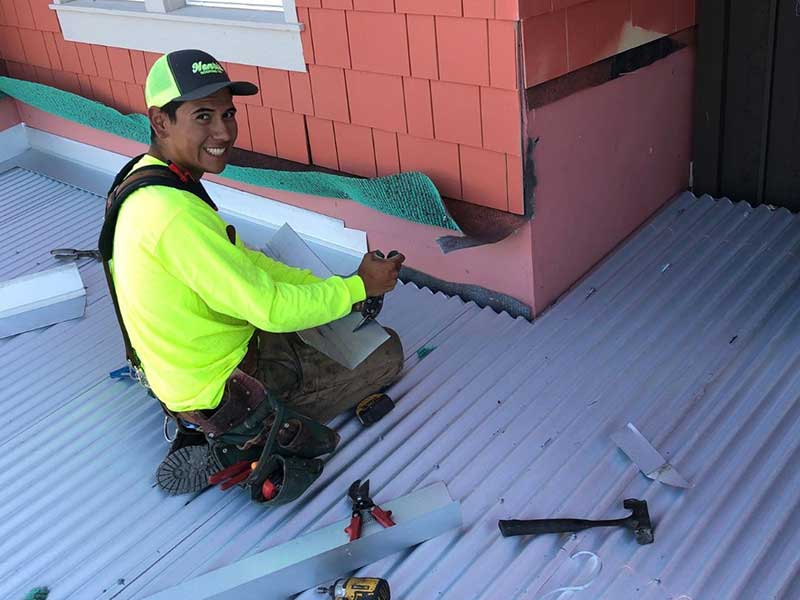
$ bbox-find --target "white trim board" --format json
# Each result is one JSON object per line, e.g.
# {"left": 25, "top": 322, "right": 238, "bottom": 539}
{"left": 51, "top": 0, "right": 306, "bottom": 71}
{"left": 4, "top": 125, "right": 367, "bottom": 257}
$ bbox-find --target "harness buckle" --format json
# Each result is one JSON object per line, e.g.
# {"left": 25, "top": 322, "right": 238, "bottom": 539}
{"left": 128, "top": 359, "right": 151, "bottom": 391}
{"left": 163, "top": 415, "right": 178, "bottom": 443}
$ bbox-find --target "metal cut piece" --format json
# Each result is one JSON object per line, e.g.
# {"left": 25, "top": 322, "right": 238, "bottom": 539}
{"left": 143, "top": 482, "right": 462, "bottom": 600}
{"left": 612, "top": 422, "right": 692, "bottom": 488}
{"left": 265, "top": 224, "right": 389, "bottom": 369}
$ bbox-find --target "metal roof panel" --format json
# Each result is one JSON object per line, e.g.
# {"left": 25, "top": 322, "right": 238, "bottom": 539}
{"left": 1, "top": 158, "right": 798, "bottom": 600}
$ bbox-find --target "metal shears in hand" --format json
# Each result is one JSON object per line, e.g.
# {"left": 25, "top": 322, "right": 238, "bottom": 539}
{"left": 50, "top": 248, "right": 102, "bottom": 261}
{"left": 353, "top": 250, "right": 400, "bottom": 333}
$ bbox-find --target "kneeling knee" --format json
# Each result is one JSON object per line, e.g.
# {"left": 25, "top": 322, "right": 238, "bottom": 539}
{"left": 382, "top": 328, "right": 405, "bottom": 381}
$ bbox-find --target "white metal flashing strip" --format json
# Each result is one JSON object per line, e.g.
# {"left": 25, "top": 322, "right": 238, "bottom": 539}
{"left": 207, "top": 179, "right": 367, "bottom": 259}
{"left": 0, "top": 124, "right": 30, "bottom": 165}
{"left": 13, "top": 126, "right": 366, "bottom": 256}
{"left": 144, "top": 482, "right": 462, "bottom": 600}
{"left": 0, "top": 263, "right": 86, "bottom": 338}
{"left": 266, "top": 224, "right": 389, "bottom": 369}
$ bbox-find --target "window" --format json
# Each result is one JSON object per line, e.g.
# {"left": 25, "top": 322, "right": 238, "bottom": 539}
{"left": 51, "top": 0, "right": 305, "bottom": 72}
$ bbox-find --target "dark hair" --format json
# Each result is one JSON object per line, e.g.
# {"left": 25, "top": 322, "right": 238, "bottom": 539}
{"left": 149, "top": 100, "right": 184, "bottom": 144}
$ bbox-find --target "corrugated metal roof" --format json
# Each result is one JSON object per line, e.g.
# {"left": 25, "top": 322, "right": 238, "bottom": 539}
{"left": 0, "top": 167, "right": 125, "bottom": 446}
{"left": 2, "top": 157, "right": 799, "bottom": 600}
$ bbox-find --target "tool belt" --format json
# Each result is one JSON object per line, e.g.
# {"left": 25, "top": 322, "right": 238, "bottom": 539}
{"left": 173, "top": 335, "right": 260, "bottom": 437}
{"left": 200, "top": 367, "right": 339, "bottom": 506}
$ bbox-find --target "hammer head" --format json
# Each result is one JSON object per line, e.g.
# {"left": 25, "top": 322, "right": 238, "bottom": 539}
{"left": 624, "top": 498, "right": 654, "bottom": 545}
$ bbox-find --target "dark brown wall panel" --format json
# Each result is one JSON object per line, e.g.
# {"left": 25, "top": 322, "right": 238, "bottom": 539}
{"left": 764, "top": 1, "right": 800, "bottom": 209}
{"left": 693, "top": 0, "right": 730, "bottom": 197}
{"left": 719, "top": 0, "right": 777, "bottom": 202}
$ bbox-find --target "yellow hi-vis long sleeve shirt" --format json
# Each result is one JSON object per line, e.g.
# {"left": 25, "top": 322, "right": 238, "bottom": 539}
{"left": 109, "top": 155, "right": 366, "bottom": 412}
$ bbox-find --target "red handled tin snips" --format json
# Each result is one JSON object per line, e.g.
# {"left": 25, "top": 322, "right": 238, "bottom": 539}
{"left": 344, "top": 479, "right": 396, "bottom": 541}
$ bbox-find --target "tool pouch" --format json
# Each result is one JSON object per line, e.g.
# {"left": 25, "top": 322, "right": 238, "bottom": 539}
{"left": 249, "top": 452, "right": 324, "bottom": 505}
{"left": 274, "top": 410, "right": 341, "bottom": 459}
{"left": 243, "top": 393, "right": 328, "bottom": 505}
{"left": 209, "top": 369, "right": 338, "bottom": 504}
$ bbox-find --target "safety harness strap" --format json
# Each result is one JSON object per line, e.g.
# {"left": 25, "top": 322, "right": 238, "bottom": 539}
{"left": 99, "top": 155, "right": 217, "bottom": 262}
{"left": 97, "top": 155, "right": 217, "bottom": 425}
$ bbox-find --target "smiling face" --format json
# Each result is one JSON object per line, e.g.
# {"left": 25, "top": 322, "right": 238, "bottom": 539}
{"left": 149, "top": 88, "right": 238, "bottom": 179}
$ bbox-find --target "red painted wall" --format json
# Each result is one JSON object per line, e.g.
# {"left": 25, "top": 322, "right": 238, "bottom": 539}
{"left": 0, "top": 95, "right": 20, "bottom": 130}
{"left": 0, "top": 0, "right": 526, "bottom": 214}
{"left": 529, "top": 47, "right": 695, "bottom": 312}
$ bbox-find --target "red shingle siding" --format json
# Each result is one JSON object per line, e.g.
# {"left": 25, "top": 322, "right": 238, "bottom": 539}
{"left": 0, "top": 0, "right": 584, "bottom": 215}
{"left": 373, "top": 128, "right": 400, "bottom": 176}
{"left": 346, "top": 11, "right": 410, "bottom": 76}
{"left": 436, "top": 16, "right": 490, "bottom": 86}
{"left": 258, "top": 67, "right": 293, "bottom": 111}
{"left": 248, "top": 105, "right": 278, "bottom": 157}
{"left": 306, "top": 115, "right": 339, "bottom": 170}
{"left": 460, "top": 145, "right": 509, "bottom": 210}
{"left": 522, "top": 0, "right": 698, "bottom": 86}
{"left": 334, "top": 121, "right": 377, "bottom": 177}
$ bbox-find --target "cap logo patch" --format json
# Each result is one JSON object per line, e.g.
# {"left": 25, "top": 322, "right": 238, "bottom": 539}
{"left": 191, "top": 61, "right": 224, "bottom": 75}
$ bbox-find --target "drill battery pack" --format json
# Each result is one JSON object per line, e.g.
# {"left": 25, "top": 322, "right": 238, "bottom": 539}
{"left": 355, "top": 393, "right": 395, "bottom": 426}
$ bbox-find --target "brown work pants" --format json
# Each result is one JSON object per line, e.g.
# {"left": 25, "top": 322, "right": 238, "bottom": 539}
{"left": 241, "top": 328, "right": 403, "bottom": 424}
{"left": 176, "top": 328, "right": 403, "bottom": 441}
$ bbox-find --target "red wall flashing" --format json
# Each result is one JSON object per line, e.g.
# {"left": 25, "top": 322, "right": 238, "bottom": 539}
{"left": 15, "top": 100, "right": 537, "bottom": 310}
{"left": 0, "top": 96, "right": 22, "bottom": 131}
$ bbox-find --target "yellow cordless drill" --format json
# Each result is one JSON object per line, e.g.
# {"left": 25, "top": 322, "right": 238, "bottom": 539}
{"left": 317, "top": 577, "right": 391, "bottom": 600}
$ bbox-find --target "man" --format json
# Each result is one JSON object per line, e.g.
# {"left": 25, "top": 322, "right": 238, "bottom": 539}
{"left": 105, "top": 49, "right": 405, "bottom": 495}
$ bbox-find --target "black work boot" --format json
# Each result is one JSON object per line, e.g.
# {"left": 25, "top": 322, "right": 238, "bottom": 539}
{"left": 156, "top": 430, "right": 213, "bottom": 495}
{"left": 169, "top": 429, "right": 207, "bottom": 453}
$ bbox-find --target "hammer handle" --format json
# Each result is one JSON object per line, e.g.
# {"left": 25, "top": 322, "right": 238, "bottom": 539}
{"left": 499, "top": 518, "right": 625, "bottom": 538}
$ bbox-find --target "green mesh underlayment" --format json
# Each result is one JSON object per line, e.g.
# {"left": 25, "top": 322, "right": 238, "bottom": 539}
{"left": 0, "top": 77, "right": 459, "bottom": 231}
{"left": 415, "top": 345, "right": 437, "bottom": 360}
{"left": 22, "top": 588, "right": 49, "bottom": 600}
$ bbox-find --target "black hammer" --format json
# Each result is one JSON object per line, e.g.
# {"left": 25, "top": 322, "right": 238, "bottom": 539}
{"left": 498, "top": 499, "right": 654, "bottom": 545}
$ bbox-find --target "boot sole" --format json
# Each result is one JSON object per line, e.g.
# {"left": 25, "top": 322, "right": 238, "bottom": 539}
{"left": 156, "top": 445, "right": 213, "bottom": 495}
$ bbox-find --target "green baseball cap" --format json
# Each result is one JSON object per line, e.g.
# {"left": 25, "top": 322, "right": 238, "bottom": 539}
{"left": 145, "top": 49, "right": 258, "bottom": 108}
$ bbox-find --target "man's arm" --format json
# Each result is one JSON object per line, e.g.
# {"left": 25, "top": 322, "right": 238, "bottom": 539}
{"left": 240, "top": 243, "right": 323, "bottom": 285}
{"left": 156, "top": 209, "right": 365, "bottom": 333}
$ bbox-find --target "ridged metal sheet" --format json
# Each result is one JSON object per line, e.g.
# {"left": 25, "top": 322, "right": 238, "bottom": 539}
{"left": 2, "top": 162, "right": 799, "bottom": 600}
{"left": 0, "top": 166, "right": 124, "bottom": 447}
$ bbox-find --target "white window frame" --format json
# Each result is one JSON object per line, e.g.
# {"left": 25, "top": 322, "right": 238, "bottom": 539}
{"left": 50, "top": 0, "right": 306, "bottom": 72}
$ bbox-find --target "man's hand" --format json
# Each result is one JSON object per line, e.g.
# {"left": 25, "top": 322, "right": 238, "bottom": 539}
{"left": 357, "top": 251, "right": 405, "bottom": 297}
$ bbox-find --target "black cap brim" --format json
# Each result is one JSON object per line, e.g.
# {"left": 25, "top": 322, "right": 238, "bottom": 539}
{"left": 173, "top": 80, "right": 259, "bottom": 103}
